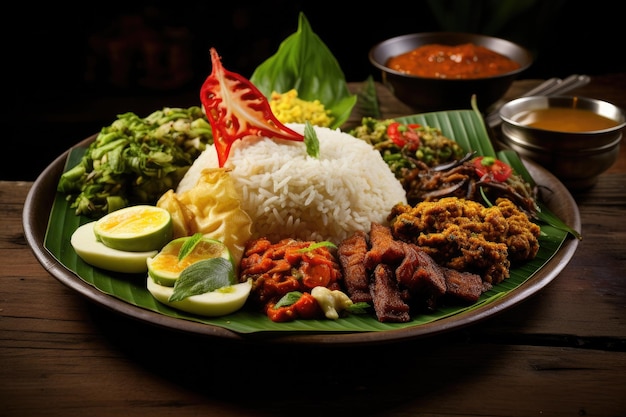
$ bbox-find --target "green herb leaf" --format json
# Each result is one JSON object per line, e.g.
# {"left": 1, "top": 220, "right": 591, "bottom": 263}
{"left": 297, "top": 241, "right": 337, "bottom": 253}
{"left": 249, "top": 12, "right": 357, "bottom": 129}
{"left": 178, "top": 233, "right": 203, "bottom": 261}
{"left": 304, "top": 121, "right": 320, "bottom": 158}
{"left": 274, "top": 291, "right": 304, "bottom": 309}
{"left": 169, "top": 257, "right": 235, "bottom": 302}
{"left": 346, "top": 302, "right": 371, "bottom": 315}
{"left": 356, "top": 75, "right": 381, "bottom": 118}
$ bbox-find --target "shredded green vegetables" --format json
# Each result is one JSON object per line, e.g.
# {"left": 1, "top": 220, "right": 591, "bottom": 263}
{"left": 58, "top": 106, "right": 213, "bottom": 218}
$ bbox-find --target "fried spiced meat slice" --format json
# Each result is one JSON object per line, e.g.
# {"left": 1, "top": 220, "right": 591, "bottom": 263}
{"left": 337, "top": 230, "right": 372, "bottom": 303}
{"left": 395, "top": 242, "right": 446, "bottom": 311}
{"left": 441, "top": 266, "right": 484, "bottom": 303}
{"left": 364, "top": 222, "right": 405, "bottom": 269}
{"left": 370, "top": 264, "right": 411, "bottom": 323}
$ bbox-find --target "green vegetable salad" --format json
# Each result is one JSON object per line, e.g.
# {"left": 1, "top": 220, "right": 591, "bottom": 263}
{"left": 58, "top": 107, "right": 213, "bottom": 218}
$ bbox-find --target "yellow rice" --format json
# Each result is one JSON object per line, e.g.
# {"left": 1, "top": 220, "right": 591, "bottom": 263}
{"left": 269, "top": 89, "right": 334, "bottom": 127}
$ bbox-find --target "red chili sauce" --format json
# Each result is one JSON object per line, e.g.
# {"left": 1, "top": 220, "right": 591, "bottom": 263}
{"left": 386, "top": 43, "right": 521, "bottom": 79}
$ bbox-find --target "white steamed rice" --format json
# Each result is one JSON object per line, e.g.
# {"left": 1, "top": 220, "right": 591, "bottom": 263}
{"left": 177, "top": 123, "right": 407, "bottom": 244}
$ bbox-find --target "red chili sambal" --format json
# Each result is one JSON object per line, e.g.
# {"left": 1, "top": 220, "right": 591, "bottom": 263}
{"left": 386, "top": 43, "right": 520, "bottom": 79}
{"left": 240, "top": 237, "right": 343, "bottom": 312}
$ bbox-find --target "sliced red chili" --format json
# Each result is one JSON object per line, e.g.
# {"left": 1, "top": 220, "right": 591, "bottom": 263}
{"left": 387, "top": 122, "right": 421, "bottom": 151}
{"left": 200, "top": 48, "right": 304, "bottom": 167}
{"left": 472, "top": 156, "right": 513, "bottom": 182}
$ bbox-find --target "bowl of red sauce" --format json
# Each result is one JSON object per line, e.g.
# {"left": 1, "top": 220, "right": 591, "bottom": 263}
{"left": 369, "top": 32, "right": 533, "bottom": 111}
{"left": 499, "top": 95, "right": 625, "bottom": 190}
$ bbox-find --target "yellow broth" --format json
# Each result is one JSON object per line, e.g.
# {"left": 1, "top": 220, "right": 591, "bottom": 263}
{"left": 514, "top": 108, "right": 620, "bottom": 132}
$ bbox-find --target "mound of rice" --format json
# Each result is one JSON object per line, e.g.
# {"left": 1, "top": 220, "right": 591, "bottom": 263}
{"left": 177, "top": 124, "right": 407, "bottom": 244}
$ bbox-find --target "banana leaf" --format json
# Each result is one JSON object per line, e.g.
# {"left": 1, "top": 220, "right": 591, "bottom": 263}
{"left": 45, "top": 109, "right": 576, "bottom": 334}
{"left": 250, "top": 12, "right": 357, "bottom": 130}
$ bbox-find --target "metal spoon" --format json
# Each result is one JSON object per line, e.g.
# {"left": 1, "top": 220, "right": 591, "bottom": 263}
{"left": 486, "top": 74, "right": 591, "bottom": 128}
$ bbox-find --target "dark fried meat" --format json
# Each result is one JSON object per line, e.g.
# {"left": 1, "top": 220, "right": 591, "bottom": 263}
{"left": 395, "top": 242, "right": 446, "bottom": 310}
{"left": 388, "top": 196, "right": 540, "bottom": 284}
{"left": 337, "top": 230, "right": 372, "bottom": 303}
{"left": 364, "top": 222, "right": 405, "bottom": 269}
{"left": 370, "top": 264, "right": 411, "bottom": 323}
{"left": 441, "top": 267, "right": 483, "bottom": 303}
{"left": 337, "top": 223, "right": 494, "bottom": 322}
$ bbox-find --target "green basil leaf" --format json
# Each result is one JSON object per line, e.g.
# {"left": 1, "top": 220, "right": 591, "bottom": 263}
{"left": 178, "top": 233, "right": 203, "bottom": 261}
{"left": 274, "top": 291, "right": 304, "bottom": 309}
{"left": 297, "top": 240, "right": 337, "bottom": 253}
{"left": 169, "top": 258, "right": 235, "bottom": 302}
{"left": 304, "top": 121, "right": 320, "bottom": 158}
{"left": 356, "top": 75, "right": 381, "bottom": 118}
{"left": 250, "top": 12, "right": 357, "bottom": 130}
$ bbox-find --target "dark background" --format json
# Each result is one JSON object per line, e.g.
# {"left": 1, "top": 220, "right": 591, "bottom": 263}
{"left": 6, "top": 0, "right": 623, "bottom": 180}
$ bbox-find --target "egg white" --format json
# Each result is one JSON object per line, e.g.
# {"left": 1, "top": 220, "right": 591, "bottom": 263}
{"left": 71, "top": 222, "right": 157, "bottom": 274}
{"left": 147, "top": 278, "right": 252, "bottom": 317}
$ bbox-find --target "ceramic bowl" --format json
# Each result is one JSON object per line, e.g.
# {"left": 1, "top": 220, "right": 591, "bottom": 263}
{"left": 368, "top": 32, "right": 533, "bottom": 112}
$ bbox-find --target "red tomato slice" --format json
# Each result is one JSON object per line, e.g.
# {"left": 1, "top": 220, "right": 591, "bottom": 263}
{"left": 200, "top": 48, "right": 304, "bottom": 167}
{"left": 387, "top": 122, "right": 421, "bottom": 151}
{"left": 472, "top": 156, "right": 513, "bottom": 182}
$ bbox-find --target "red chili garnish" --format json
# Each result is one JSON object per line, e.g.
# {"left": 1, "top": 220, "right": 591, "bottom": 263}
{"left": 472, "top": 156, "right": 513, "bottom": 182}
{"left": 387, "top": 122, "right": 421, "bottom": 151}
{"left": 200, "top": 48, "right": 304, "bottom": 167}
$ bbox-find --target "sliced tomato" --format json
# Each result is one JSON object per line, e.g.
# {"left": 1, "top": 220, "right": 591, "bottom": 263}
{"left": 200, "top": 48, "right": 304, "bottom": 167}
{"left": 472, "top": 156, "right": 513, "bottom": 182}
{"left": 387, "top": 122, "right": 421, "bottom": 151}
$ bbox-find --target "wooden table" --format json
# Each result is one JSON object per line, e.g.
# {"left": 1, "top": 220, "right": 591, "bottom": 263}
{"left": 2, "top": 74, "right": 625, "bottom": 417}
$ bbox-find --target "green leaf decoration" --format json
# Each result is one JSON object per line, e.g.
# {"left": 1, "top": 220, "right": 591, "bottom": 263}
{"left": 303, "top": 121, "right": 320, "bottom": 158}
{"left": 45, "top": 108, "right": 578, "bottom": 334}
{"left": 274, "top": 291, "right": 304, "bottom": 309}
{"left": 297, "top": 241, "right": 337, "bottom": 253}
{"left": 178, "top": 233, "right": 203, "bottom": 261}
{"left": 250, "top": 12, "right": 357, "bottom": 130}
{"left": 169, "top": 258, "right": 235, "bottom": 302}
{"left": 356, "top": 75, "right": 382, "bottom": 119}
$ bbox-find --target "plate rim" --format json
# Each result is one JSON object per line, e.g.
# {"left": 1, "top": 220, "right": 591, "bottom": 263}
{"left": 22, "top": 135, "right": 581, "bottom": 346}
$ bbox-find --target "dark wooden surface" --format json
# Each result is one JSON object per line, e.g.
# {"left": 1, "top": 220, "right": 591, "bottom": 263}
{"left": 1, "top": 74, "right": 625, "bottom": 417}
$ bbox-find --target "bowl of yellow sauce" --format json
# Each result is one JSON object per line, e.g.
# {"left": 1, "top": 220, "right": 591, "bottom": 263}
{"left": 499, "top": 95, "right": 625, "bottom": 190}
